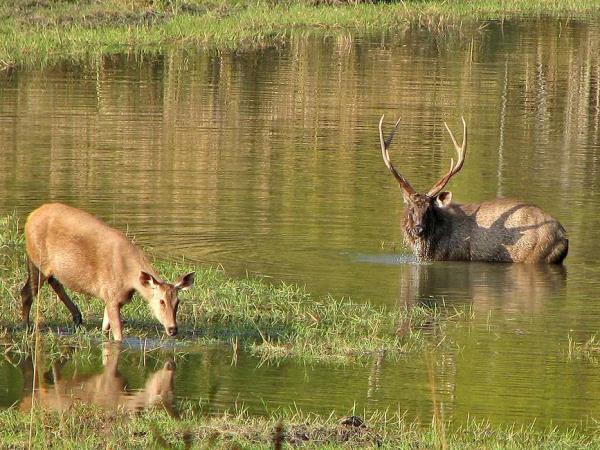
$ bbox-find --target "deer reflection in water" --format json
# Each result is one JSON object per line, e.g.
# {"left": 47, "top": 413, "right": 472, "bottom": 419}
{"left": 397, "top": 261, "right": 567, "bottom": 318}
{"left": 388, "top": 262, "right": 568, "bottom": 421}
{"left": 17, "top": 343, "right": 176, "bottom": 415}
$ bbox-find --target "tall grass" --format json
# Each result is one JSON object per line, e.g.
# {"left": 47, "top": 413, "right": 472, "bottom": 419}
{"left": 1, "top": 0, "right": 600, "bottom": 68}
{"left": 1, "top": 403, "right": 599, "bottom": 448}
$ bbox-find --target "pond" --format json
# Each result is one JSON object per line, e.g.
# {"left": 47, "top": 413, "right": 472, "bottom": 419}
{"left": 1, "top": 17, "right": 600, "bottom": 429}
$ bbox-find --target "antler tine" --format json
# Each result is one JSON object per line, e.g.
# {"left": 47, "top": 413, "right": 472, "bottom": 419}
{"left": 385, "top": 117, "right": 402, "bottom": 147}
{"left": 378, "top": 115, "right": 416, "bottom": 196}
{"left": 378, "top": 115, "right": 398, "bottom": 171}
{"left": 426, "top": 116, "right": 467, "bottom": 198}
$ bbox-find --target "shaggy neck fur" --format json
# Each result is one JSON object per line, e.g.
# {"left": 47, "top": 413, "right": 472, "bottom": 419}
{"left": 402, "top": 206, "right": 452, "bottom": 261}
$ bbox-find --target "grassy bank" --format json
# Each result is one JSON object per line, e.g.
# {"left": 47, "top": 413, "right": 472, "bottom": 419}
{"left": 2, "top": 0, "right": 600, "bottom": 68}
{"left": 0, "top": 213, "right": 459, "bottom": 362}
{"left": 1, "top": 403, "right": 598, "bottom": 449}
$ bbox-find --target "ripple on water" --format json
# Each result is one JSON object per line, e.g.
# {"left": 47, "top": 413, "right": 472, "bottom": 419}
{"left": 1, "top": 17, "right": 600, "bottom": 429}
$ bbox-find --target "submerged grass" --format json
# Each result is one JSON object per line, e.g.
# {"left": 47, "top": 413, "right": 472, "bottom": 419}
{"left": 1, "top": 0, "right": 600, "bottom": 68}
{"left": 567, "top": 333, "right": 600, "bottom": 364}
{"left": 0, "top": 213, "right": 457, "bottom": 362}
{"left": 1, "top": 403, "right": 599, "bottom": 449}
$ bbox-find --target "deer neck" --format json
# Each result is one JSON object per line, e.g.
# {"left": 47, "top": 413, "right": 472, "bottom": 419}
{"left": 403, "top": 207, "right": 453, "bottom": 261}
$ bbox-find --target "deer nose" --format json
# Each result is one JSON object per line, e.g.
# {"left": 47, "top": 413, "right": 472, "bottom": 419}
{"left": 166, "top": 326, "right": 178, "bottom": 336}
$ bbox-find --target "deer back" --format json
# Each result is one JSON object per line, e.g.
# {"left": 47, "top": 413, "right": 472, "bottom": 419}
{"left": 25, "top": 203, "right": 151, "bottom": 298}
{"left": 429, "top": 199, "right": 568, "bottom": 263}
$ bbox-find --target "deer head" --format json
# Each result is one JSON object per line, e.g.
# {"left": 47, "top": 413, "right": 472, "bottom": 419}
{"left": 379, "top": 115, "right": 467, "bottom": 241}
{"left": 140, "top": 271, "right": 195, "bottom": 336}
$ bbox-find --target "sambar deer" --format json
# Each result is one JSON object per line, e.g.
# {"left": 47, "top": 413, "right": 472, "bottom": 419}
{"left": 21, "top": 203, "right": 195, "bottom": 340}
{"left": 378, "top": 116, "right": 568, "bottom": 264}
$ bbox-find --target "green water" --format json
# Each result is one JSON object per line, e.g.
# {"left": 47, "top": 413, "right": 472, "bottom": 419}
{"left": 1, "top": 18, "right": 600, "bottom": 429}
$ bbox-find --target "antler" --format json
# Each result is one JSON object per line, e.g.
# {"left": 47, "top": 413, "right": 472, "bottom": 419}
{"left": 379, "top": 115, "right": 416, "bottom": 197}
{"left": 426, "top": 117, "right": 467, "bottom": 197}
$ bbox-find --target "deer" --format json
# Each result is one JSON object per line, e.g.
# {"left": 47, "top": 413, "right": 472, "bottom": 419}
{"left": 21, "top": 203, "right": 195, "bottom": 341}
{"left": 378, "top": 116, "right": 568, "bottom": 264}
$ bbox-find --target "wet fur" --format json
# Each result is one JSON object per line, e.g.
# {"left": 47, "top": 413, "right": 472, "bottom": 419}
{"left": 403, "top": 197, "right": 568, "bottom": 264}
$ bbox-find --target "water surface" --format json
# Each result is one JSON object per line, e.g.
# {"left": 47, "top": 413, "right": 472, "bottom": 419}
{"left": 1, "top": 18, "right": 600, "bottom": 429}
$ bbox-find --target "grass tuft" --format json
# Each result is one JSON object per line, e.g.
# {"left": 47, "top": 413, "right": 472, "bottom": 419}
{"left": 567, "top": 333, "right": 600, "bottom": 363}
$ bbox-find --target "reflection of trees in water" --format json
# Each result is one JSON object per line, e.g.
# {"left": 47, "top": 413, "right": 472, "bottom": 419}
{"left": 394, "top": 260, "right": 568, "bottom": 426}
{"left": 16, "top": 343, "right": 176, "bottom": 415}
{"left": 0, "top": 18, "right": 597, "bottom": 294}
{"left": 0, "top": 18, "right": 598, "bottom": 220}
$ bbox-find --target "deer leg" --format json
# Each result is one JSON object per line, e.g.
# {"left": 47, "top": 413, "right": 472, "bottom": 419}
{"left": 48, "top": 277, "right": 82, "bottom": 326}
{"left": 106, "top": 303, "right": 124, "bottom": 342}
{"left": 20, "top": 259, "right": 46, "bottom": 327}
{"left": 20, "top": 282, "right": 33, "bottom": 328}
{"left": 102, "top": 307, "right": 111, "bottom": 332}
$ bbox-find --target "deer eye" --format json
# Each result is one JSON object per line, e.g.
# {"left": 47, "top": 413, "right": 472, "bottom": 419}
{"left": 160, "top": 299, "right": 166, "bottom": 307}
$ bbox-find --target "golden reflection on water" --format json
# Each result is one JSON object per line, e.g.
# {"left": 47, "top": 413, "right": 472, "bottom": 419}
{"left": 17, "top": 343, "right": 175, "bottom": 415}
{"left": 0, "top": 17, "right": 600, "bottom": 428}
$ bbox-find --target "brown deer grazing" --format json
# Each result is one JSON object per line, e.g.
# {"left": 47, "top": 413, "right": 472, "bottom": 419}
{"left": 378, "top": 116, "right": 568, "bottom": 264}
{"left": 21, "top": 203, "right": 195, "bottom": 340}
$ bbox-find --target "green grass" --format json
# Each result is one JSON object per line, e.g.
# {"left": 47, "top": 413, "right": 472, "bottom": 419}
{"left": 2, "top": 214, "right": 599, "bottom": 448}
{"left": 1, "top": 0, "right": 600, "bottom": 68}
{"left": 1, "top": 403, "right": 599, "bottom": 449}
{"left": 0, "top": 213, "right": 462, "bottom": 362}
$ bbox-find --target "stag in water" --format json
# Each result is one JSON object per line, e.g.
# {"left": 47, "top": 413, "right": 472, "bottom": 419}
{"left": 378, "top": 116, "right": 568, "bottom": 264}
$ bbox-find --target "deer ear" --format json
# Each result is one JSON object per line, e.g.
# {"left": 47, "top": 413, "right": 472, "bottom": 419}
{"left": 435, "top": 191, "right": 452, "bottom": 208}
{"left": 176, "top": 272, "right": 195, "bottom": 291}
{"left": 140, "top": 271, "right": 160, "bottom": 288}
